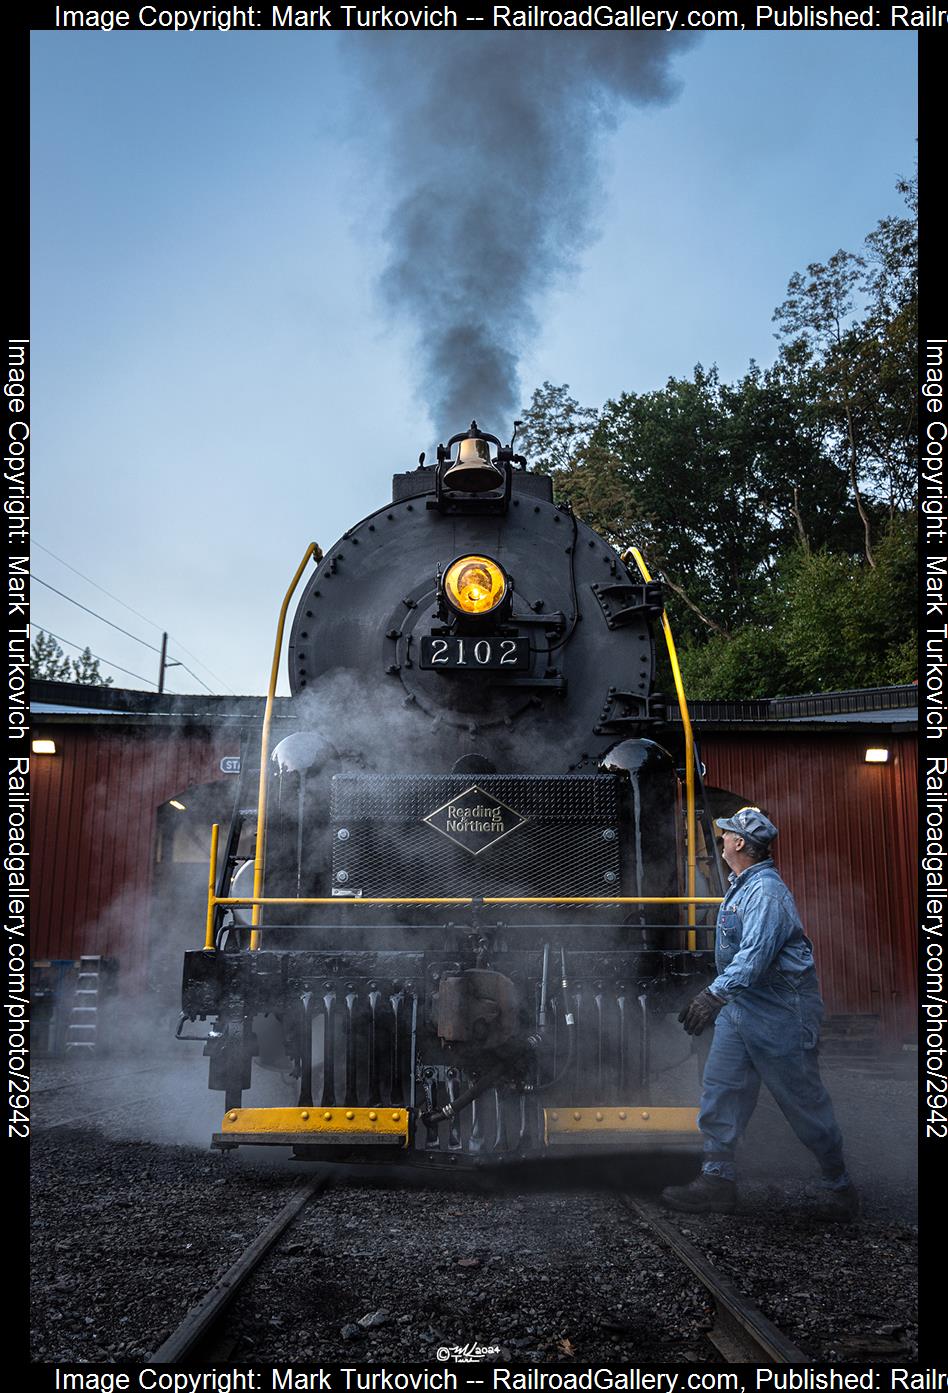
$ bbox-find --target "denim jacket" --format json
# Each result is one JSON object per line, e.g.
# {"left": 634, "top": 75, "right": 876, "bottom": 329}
{"left": 709, "top": 859, "right": 818, "bottom": 1003}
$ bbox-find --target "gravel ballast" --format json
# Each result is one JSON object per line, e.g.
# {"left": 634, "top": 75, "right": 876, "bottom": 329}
{"left": 30, "top": 1053, "right": 918, "bottom": 1365}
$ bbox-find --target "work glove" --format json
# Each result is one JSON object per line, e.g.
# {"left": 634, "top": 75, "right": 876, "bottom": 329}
{"left": 678, "top": 988, "right": 725, "bottom": 1036}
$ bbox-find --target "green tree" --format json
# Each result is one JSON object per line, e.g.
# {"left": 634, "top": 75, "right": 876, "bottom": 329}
{"left": 773, "top": 249, "right": 874, "bottom": 562}
{"left": 858, "top": 175, "right": 918, "bottom": 515}
{"left": 533, "top": 363, "right": 851, "bottom": 643}
{"left": 779, "top": 517, "right": 916, "bottom": 691}
{"left": 71, "top": 646, "right": 113, "bottom": 686}
{"left": 518, "top": 381, "right": 598, "bottom": 476}
{"left": 521, "top": 178, "right": 917, "bottom": 697}
{"left": 679, "top": 517, "right": 917, "bottom": 698}
{"left": 772, "top": 175, "right": 918, "bottom": 559}
{"left": 31, "top": 630, "right": 72, "bottom": 681}
{"left": 31, "top": 631, "right": 113, "bottom": 686}
{"left": 677, "top": 625, "right": 792, "bottom": 700}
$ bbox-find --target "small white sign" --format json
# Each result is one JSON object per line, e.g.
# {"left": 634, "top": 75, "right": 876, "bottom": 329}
{"left": 220, "top": 756, "right": 241, "bottom": 774}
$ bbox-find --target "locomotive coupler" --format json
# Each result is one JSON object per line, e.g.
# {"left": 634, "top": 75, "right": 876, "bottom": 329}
{"left": 433, "top": 968, "right": 520, "bottom": 1050}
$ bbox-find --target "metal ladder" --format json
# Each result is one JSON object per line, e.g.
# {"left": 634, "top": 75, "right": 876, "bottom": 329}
{"left": 65, "top": 955, "right": 102, "bottom": 1053}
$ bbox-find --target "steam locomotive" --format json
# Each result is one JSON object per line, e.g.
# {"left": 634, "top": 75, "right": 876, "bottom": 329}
{"left": 178, "top": 424, "right": 724, "bottom": 1164}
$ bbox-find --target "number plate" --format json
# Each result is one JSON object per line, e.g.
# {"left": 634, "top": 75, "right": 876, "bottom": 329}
{"left": 420, "top": 636, "right": 529, "bottom": 670}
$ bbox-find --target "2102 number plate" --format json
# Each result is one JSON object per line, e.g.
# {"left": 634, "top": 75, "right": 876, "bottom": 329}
{"left": 420, "top": 636, "right": 529, "bottom": 670}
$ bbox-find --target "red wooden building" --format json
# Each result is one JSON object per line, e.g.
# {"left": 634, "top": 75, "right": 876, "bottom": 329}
{"left": 30, "top": 680, "right": 917, "bottom": 1046}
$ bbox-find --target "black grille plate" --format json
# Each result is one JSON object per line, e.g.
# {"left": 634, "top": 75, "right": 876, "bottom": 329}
{"left": 330, "top": 774, "right": 620, "bottom": 898}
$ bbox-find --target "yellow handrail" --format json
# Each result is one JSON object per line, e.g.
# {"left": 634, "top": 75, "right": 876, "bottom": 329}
{"left": 204, "top": 822, "right": 220, "bottom": 950}
{"left": 251, "top": 543, "right": 320, "bottom": 950}
{"left": 624, "top": 548, "right": 699, "bottom": 949}
{"left": 206, "top": 830, "right": 720, "bottom": 946}
{"left": 214, "top": 895, "right": 722, "bottom": 906}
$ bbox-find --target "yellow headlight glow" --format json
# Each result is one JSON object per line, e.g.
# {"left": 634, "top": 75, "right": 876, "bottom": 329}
{"left": 444, "top": 555, "right": 507, "bottom": 616}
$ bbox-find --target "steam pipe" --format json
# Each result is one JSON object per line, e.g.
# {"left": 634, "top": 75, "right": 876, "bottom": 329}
{"left": 525, "top": 947, "right": 576, "bottom": 1094}
{"left": 538, "top": 943, "right": 550, "bottom": 1029}
{"left": 525, "top": 1013, "right": 577, "bottom": 1094}
{"left": 422, "top": 1057, "right": 509, "bottom": 1125}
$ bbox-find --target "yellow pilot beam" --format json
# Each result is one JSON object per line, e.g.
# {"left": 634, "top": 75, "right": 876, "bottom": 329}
{"left": 220, "top": 1106, "right": 409, "bottom": 1142}
{"left": 251, "top": 542, "right": 321, "bottom": 951}
{"left": 204, "top": 821, "right": 220, "bottom": 950}
{"left": 625, "top": 548, "right": 699, "bottom": 949}
{"left": 544, "top": 1106, "right": 700, "bottom": 1144}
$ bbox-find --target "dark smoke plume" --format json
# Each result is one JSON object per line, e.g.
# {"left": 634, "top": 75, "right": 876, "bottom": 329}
{"left": 354, "top": 33, "right": 698, "bottom": 436}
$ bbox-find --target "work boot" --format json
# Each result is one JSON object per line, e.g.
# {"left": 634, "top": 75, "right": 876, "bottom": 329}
{"left": 808, "top": 1183, "right": 860, "bottom": 1222}
{"left": 661, "top": 1173, "right": 737, "bottom": 1214}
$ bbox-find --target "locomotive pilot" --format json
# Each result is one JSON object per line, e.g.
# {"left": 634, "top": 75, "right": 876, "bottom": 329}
{"left": 662, "top": 806, "right": 859, "bottom": 1221}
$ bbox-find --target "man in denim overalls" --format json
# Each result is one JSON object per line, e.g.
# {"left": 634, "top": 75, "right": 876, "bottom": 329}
{"left": 661, "top": 806, "right": 858, "bottom": 1219}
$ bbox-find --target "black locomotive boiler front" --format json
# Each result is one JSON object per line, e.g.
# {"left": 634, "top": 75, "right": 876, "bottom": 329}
{"left": 180, "top": 423, "right": 717, "bottom": 1162}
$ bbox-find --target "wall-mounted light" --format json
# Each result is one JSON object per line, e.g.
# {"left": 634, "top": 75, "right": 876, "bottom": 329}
{"left": 169, "top": 799, "right": 187, "bottom": 811}
{"left": 864, "top": 748, "right": 890, "bottom": 764}
{"left": 32, "top": 739, "right": 57, "bottom": 755}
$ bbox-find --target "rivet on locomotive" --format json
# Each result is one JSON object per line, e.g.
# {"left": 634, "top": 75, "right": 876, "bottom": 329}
{"left": 178, "top": 423, "right": 727, "bottom": 1163}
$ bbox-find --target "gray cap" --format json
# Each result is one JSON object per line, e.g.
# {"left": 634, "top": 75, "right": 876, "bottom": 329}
{"left": 715, "top": 806, "right": 778, "bottom": 848}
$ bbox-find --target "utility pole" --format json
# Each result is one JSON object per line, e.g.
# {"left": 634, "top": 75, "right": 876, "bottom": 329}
{"left": 157, "top": 632, "right": 181, "bottom": 693}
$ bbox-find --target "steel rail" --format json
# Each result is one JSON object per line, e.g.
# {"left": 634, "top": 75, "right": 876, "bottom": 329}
{"left": 620, "top": 1194, "right": 810, "bottom": 1364}
{"left": 41, "top": 1097, "right": 146, "bottom": 1131}
{"left": 150, "top": 1173, "right": 329, "bottom": 1364}
{"left": 40, "top": 1091, "right": 173, "bottom": 1132}
{"left": 33, "top": 1064, "right": 169, "bottom": 1097}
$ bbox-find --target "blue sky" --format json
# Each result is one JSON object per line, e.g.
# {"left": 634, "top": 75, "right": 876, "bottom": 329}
{"left": 30, "top": 31, "right": 917, "bottom": 695}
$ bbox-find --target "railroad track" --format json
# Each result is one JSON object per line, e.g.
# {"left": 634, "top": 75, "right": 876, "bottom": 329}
{"left": 150, "top": 1173, "right": 331, "bottom": 1363}
{"left": 33, "top": 1063, "right": 171, "bottom": 1097}
{"left": 145, "top": 1175, "right": 807, "bottom": 1365}
{"left": 38, "top": 1095, "right": 179, "bottom": 1132}
{"left": 619, "top": 1194, "right": 809, "bottom": 1363}
{"left": 36, "top": 1066, "right": 193, "bottom": 1132}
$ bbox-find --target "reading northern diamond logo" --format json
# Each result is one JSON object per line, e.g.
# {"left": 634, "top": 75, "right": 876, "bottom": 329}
{"left": 423, "top": 785, "right": 528, "bottom": 856}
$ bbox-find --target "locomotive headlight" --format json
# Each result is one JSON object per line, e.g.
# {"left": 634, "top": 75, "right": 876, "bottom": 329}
{"left": 443, "top": 555, "right": 508, "bottom": 618}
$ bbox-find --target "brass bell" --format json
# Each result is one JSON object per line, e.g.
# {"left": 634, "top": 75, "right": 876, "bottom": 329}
{"left": 442, "top": 435, "right": 505, "bottom": 493}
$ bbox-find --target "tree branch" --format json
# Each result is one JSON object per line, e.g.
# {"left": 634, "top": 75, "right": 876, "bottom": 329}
{"left": 659, "top": 568, "right": 732, "bottom": 638}
{"left": 790, "top": 486, "right": 811, "bottom": 555}
{"left": 839, "top": 372, "right": 876, "bottom": 568}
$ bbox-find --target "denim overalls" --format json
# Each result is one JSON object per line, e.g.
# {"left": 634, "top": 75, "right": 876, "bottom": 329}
{"left": 698, "top": 860, "right": 848, "bottom": 1185}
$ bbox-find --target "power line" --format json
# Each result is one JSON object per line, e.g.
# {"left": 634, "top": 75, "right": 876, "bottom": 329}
{"left": 154, "top": 642, "right": 216, "bottom": 696}
{"left": 170, "top": 658, "right": 216, "bottom": 696}
{"left": 33, "top": 541, "right": 165, "bottom": 633}
{"left": 35, "top": 576, "right": 218, "bottom": 695}
{"left": 32, "top": 626, "right": 159, "bottom": 688}
{"left": 34, "top": 541, "right": 236, "bottom": 693}
{"left": 33, "top": 576, "right": 165, "bottom": 653}
{"left": 162, "top": 639, "right": 233, "bottom": 694}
